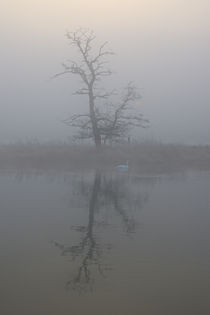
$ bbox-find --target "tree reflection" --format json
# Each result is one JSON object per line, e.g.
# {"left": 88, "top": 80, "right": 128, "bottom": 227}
{"left": 53, "top": 171, "right": 152, "bottom": 293}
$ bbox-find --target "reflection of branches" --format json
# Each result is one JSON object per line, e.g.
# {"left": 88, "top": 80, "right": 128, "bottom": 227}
{"left": 54, "top": 172, "right": 106, "bottom": 293}
{"left": 53, "top": 172, "right": 151, "bottom": 293}
{"left": 102, "top": 177, "right": 136, "bottom": 234}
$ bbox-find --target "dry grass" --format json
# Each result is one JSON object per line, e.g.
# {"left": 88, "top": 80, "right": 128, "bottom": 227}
{"left": 0, "top": 142, "right": 210, "bottom": 173}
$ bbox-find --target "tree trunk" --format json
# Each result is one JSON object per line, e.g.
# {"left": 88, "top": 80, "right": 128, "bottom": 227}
{"left": 89, "top": 89, "right": 101, "bottom": 148}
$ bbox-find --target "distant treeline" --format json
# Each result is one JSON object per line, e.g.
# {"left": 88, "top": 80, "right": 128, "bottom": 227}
{"left": 0, "top": 142, "right": 210, "bottom": 173}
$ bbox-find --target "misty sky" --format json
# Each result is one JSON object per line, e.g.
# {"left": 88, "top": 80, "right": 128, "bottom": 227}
{"left": 0, "top": 0, "right": 210, "bottom": 144}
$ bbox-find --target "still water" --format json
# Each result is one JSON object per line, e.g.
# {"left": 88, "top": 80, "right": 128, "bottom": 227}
{"left": 0, "top": 170, "right": 210, "bottom": 315}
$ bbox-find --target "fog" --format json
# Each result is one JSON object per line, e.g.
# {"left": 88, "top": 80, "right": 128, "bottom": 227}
{"left": 1, "top": 0, "right": 210, "bottom": 144}
{"left": 1, "top": 3, "right": 210, "bottom": 313}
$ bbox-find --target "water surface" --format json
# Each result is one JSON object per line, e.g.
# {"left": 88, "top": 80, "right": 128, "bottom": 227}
{"left": 0, "top": 171, "right": 210, "bottom": 314}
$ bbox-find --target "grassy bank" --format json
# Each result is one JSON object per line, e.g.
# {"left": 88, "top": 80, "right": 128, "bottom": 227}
{"left": 0, "top": 143, "right": 210, "bottom": 173}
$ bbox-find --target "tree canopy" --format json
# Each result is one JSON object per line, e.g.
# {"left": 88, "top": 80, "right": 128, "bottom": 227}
{"left": 55, "top": 28, "right": 148, "bottom": 147}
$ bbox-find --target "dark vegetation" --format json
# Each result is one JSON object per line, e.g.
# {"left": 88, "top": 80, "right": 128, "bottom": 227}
{"left": 1, "top": 142, "right": 210, "bottom": 173}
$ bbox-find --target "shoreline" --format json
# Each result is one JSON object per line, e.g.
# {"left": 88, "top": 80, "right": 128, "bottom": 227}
{"left": 0, "top": 143, "right": 210, "bottom": 174}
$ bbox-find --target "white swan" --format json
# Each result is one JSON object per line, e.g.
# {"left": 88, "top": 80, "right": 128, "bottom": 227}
{"left": 116, "top": 160, "right": 129, "bottom": 170}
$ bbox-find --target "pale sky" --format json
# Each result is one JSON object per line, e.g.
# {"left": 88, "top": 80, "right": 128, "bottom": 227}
{"left": 0, "top": 0, "right": 210, "bottom": 144}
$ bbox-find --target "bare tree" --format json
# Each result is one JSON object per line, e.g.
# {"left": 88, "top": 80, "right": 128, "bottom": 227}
{"left": 55, "top": 28, "right": 148, "bottom": 147}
